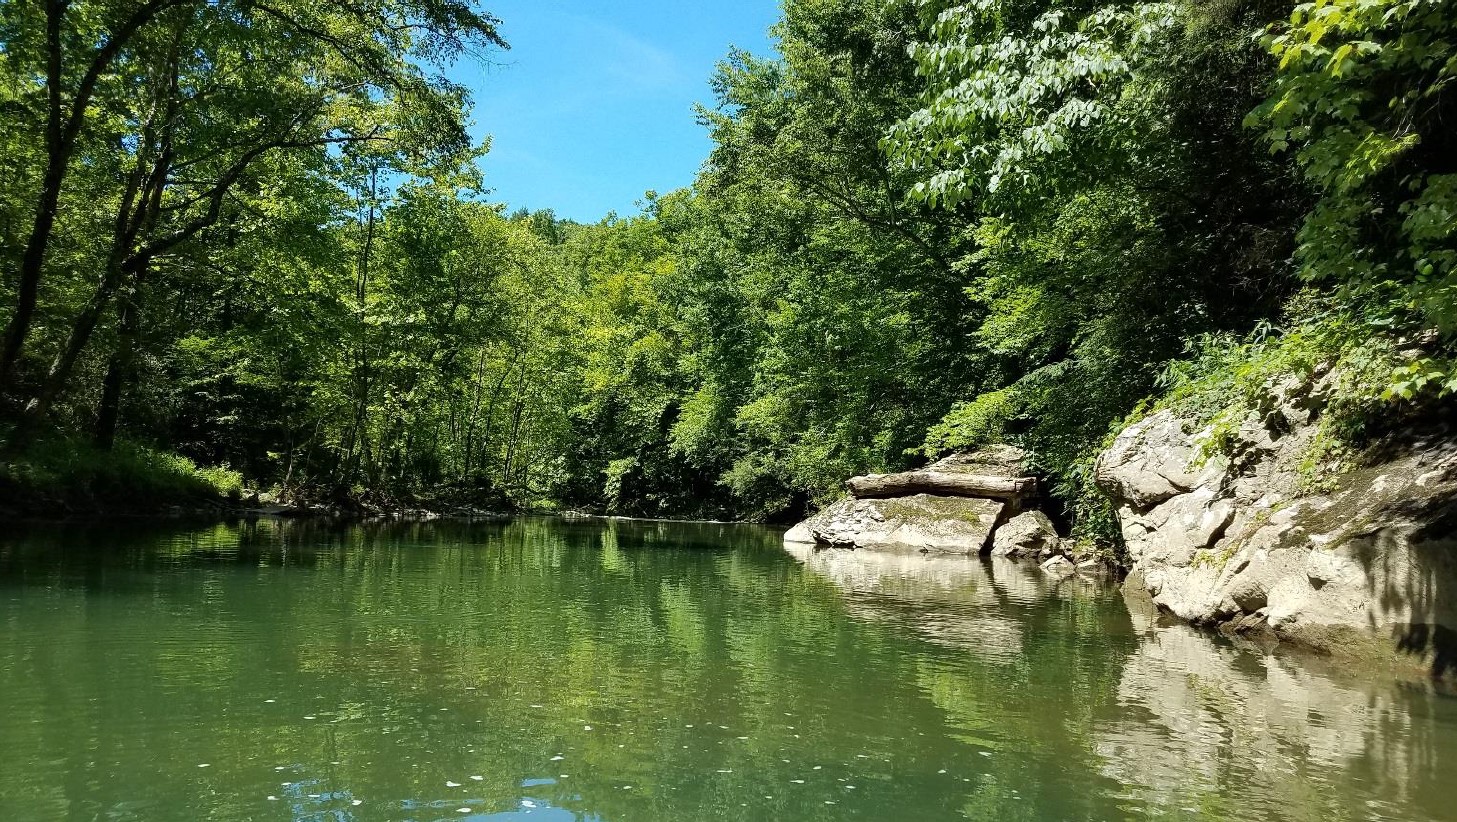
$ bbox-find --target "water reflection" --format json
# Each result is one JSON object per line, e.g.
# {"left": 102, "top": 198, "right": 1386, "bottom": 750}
{"left": 787, "top": 542, "right": 1457, "bottom": 822}
{"left": 0, "top": 518, "right": 1453, "bottom": 821}
{"left": 1096, "top": 586, "right": 1453, "bottom": 821}
{"left": 783, "top": 542, "right": 1118, "bottom": 658}
{"left": 1, "top": 518, "right": 993, "bottom": 821}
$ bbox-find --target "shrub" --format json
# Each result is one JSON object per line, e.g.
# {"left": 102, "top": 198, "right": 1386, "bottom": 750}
{"left": 0, "top": 433, "right": 245, "bottom": 512}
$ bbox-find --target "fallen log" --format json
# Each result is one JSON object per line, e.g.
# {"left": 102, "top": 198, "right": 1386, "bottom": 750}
{"left": 847, "top": 471, "right": 1037, "bottom": 501}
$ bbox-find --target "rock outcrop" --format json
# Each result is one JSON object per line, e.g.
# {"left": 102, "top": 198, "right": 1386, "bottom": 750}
{"left": 785, "top": 447, "right": 1094, "bottom": 570}
{"left": 786, "top": 447, "right": 1032, "bottom": 553}
{"left": 921, "top": 445, "right": 1030, "bottom": 477}
{"left": 1096, "top": 379, "right": 1457, "bottom": 672}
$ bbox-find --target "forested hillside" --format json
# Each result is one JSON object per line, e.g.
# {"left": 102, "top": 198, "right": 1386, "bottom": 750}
{"left": 1, "top": 0, "right": 1453, "bottom": 535}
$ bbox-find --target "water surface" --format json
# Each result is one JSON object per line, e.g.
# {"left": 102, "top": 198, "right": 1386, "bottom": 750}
{"left": 0, "top": 517, "right": 1453, "bottom": 821}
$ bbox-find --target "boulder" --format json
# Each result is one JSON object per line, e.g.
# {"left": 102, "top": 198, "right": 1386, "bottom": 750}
{"left": 1096, "top": 375, "right": 1457, "bottom": 674}
{"left": 1094, "top": 411, "right": 1207, "bottom": 510}
{"left": 797, "top": 494, "right": 1004, "bottom": 554}
{"left": 991, "top": 510, "right": 1061, "bottom": 559}
{"left": 928, "top": 445, "right": 1029, "bottom": 476}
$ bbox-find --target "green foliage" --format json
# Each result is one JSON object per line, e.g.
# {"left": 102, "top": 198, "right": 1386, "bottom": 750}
{"left": 604, "top": 0, "right": 991, "bottom": 519}
{"left": 887, "top": 0, "right": 1179, "bottom": 208}
{"left": 1251, "top": 0, "right": 1457, "bottom": 335}
{"left": 924, "top": 386, "right": 1017, "bottom": 456}
{"left": 1154, "top": 320, "right": 1339, "bottom": 426}
{"left": 0, "top": 0, "right": 1450, "bottom": 532}
{"left": 890, "top": 0, "right": 1307, "bottom": 539}
{"left": 1147, "top": 304, "right": 1409, "bottom": 486}
{"left": 1388, "top": 357, "right": 1457, "bottom": 400}
{"left": 0, "top": 434, "right": 243, "bottom": 510}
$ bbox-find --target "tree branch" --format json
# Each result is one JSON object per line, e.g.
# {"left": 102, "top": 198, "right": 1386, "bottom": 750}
{"left": 139, "top": 128, "right": 385, "bottom": 259}
{"left": 62, "top": 0, "right": 193, "bottom": 147}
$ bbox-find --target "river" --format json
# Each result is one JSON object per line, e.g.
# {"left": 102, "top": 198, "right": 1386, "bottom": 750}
{"left": 0, "top": 517, "right": 1453, "bottom": 821}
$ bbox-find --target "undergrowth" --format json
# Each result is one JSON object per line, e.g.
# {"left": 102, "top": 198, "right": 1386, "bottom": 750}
{"left": 0, "top": 432, "right": 244, "bottom": 514}
{"left": 1063, "top": 298, "right": 1451, "bottom": 554}
{"left": 1127, "top": 298, "right": 1445, "bottom": 492}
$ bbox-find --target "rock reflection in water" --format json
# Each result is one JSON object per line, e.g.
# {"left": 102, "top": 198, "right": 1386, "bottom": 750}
{"left": 1097, "top": 586, "right": 1455, "bottom": 821}
{"left": 787, "top": 542, "right": 1457, "bottom": 822}
{"left": 784, "top": 542, "right": 1112, "bottom": 658}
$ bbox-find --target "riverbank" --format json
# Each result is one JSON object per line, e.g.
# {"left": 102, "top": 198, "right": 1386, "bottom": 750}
{"left": 1096, "top": 396, "right": 1457, "bottom": 678}
{"left": 0, "top": 436, "right": 518, "bottom": 523}
{"left": 784, "top": 377, "right": 1457, "bottom": 680}
{"left": 0, "top": 437, "right": 244, "bottom": 521}
{"left": 10, "top": 416, "right": 1453, "bottom": 683}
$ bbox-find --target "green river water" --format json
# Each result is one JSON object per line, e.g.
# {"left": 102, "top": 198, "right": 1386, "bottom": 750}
{"left": 1, "top": 517, "right": 1454, "bottom": 821}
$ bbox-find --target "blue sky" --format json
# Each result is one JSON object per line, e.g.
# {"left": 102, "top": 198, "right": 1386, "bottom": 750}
{"left": 454, "top": 1, "right": 783, "bottom": 223}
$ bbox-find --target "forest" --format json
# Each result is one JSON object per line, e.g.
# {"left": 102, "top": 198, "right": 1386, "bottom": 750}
{"left": 0, "top": 0, "right": 1453, "bottom": 543}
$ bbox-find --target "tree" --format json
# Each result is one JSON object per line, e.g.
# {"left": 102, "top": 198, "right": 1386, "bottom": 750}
{"left": 875, "top": 0, "right": 1308, "bottom": 533}
{"left": 1252, "top": 0, "right": 1456, "bottom": 337}
{"left": 0, "top": 0, "right": 506, "bottom": 447}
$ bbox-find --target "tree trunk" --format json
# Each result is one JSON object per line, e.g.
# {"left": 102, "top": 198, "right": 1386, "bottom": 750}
{"left": 0, "top": 3, "right": 70, "bottom": 391}
{"left": 499, "top": 395, "right": 526, "bottom": 491}
{"left": 846, "top": 471, "right": 1037, "bottom": 501}
{"left": 93, "top": 268, "right": 146, "bottom": 450}
{"left": 1, "top": 158, "right": 69, "bottom": 393}
{"left": 464, "top": 351, "right": 518, "bottom": 484}
{"left": 458, "top": 347, "right": 491, "bottom": 481}
{"left": 344, "top": 167, "right": 379, "bottom": 487}
{"left": 9, "top": 255, "right": 135, "bottom": 447}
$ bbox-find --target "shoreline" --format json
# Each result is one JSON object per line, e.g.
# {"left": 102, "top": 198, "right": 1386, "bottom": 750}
{"left": 0, "top": 501, "right": 782, "bottom": 528}
{"left": 6, "top": 503, "right": 1450, "bottom": 689}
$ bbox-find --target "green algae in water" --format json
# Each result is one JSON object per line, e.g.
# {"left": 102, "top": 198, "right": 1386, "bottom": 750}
{"left": 0, "top": 517, "right": 1454, "bottom": 821}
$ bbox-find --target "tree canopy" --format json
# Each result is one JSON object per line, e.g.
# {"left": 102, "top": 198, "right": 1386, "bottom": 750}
{"left": 1, "top": 0, "right": 1452, "bottom": 537}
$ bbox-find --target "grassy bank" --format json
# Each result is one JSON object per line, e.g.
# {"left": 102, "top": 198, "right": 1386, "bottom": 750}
{"left": 0, "top": 434, "right": 244, "bottom": 519}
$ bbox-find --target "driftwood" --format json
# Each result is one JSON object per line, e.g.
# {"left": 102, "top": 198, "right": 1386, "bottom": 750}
{"left": 846, "top": 471, "right": 1037, "bottom": 501}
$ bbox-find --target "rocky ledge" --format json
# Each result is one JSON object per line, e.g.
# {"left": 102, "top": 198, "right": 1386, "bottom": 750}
{"left": 1095, "top": 373, "right": 1457, "bottom": 674}
{"left": 784, "top": 446, "right": 1104, "bottom": 574}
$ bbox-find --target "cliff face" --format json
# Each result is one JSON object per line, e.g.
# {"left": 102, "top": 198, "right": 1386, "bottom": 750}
{"left": 1095, "top": 376, "right": 1457, "bottom": 674}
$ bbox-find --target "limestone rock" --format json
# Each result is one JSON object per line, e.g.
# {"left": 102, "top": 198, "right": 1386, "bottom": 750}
{"left": 797, "top": 494, "right": 1004, "bottom": 554}
{"left": 1096, "top": 371, "right": 1457, "bottom": 673}
{"left": 991, "top": 510, "right": 1061, "bottom": 558}
{"left": 1094, "top": 411, "right": 1204, "bottom": 510}
{"left": 927, "top": 445, "right": 1028, "bottom": 477}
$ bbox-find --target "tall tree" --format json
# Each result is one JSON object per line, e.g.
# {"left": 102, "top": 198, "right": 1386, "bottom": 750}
{"left": 0, "top": 0, "right": 506, "bottom": 445}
